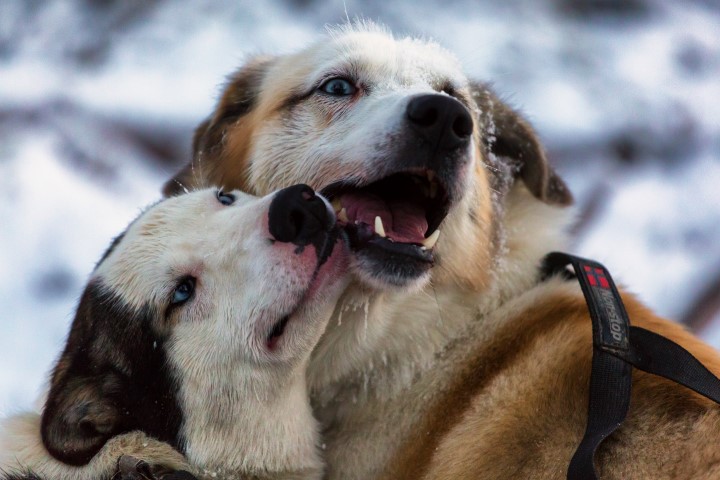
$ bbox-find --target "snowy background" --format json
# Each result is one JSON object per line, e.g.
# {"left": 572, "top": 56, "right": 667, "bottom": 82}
{"left": 1, "top": 0, "right": 719, "bottom": 415}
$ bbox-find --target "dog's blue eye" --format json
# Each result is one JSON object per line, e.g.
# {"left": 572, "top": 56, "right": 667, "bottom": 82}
{"left": 172, "top": 277, "right": 195, "bottom": 305}
{"left": 217, "top": 190, "right": 236, "bottom": 206}
{"left": 319, "top": 78, "right": 357, "bottom": 96}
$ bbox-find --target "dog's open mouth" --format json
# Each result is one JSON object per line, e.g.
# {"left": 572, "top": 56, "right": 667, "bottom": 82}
{"left": 321, "top": 169, "right": 449, "bottom": 262}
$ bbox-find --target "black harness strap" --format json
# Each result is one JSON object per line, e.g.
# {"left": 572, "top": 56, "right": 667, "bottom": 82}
{"left": 541, "top": 252, "right": 720, "bottom": 480}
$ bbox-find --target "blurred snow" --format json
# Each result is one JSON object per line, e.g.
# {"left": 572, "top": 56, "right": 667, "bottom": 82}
{"left": 1, "top": 0, "right": 719, "bottom": 415}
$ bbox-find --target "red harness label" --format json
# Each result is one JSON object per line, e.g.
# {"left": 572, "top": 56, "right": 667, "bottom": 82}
{"left": 579, "top": 261, "right": 630, "bottom": 352}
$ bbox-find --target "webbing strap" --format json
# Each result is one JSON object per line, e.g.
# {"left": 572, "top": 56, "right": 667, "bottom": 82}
{"left": 626, "top": 326, "right": 720, "bottom": 403}
{"left": 542, "top": 252, "right": 720, "bottom": 480}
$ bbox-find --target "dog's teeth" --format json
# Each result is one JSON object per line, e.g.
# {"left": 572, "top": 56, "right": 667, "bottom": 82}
{"left": 338, "top": 208, "right": 349, "bottom": 223}
{"left": 332, "top": 198, "right": 342, "bottom": 212}
{"left": 375, "top": 216, "right": 386, "bottom": 237}
{"left": 427, "top": 171, "right": 435, "bottom": 182}
{"left": 422, "top": 229, "right": 440, "bottom": 249}
{"left": 429, "top": 182, "right": 438, "bottom": 199}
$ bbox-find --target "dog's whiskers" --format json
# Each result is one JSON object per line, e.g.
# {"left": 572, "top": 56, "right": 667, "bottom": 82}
{"left": 190, "top": 150, "right": 207, "bottom": 190}
{"left": 343, "top": 0, "right": 351, "bottom": 25}
{"left": 481, "top": 162, "right": 502, "bottom": 173}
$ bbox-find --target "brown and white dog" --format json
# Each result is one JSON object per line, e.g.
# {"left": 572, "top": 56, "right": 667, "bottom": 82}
{"left": 162, "top": 24, "right": 720, "bottom": 479}
{"left": 0, "top": 185, "right": 349, "bottom": 480}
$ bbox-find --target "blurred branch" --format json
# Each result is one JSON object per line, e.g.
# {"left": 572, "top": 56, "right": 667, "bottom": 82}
{"left": 683, "top": 270, "right": 720, "bottom": 334}
{"left": 569, "top": 183, "right": 609, "bottom": 240}
{"left": 0, "top": 100, "right": 191, "bottom": 180}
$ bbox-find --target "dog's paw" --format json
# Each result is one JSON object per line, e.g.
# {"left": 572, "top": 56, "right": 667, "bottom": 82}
{"left": 117, "top": 455, "right": 198, "bottom": 480}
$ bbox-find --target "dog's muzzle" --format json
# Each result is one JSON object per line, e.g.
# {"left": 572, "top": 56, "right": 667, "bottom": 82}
{"left": 269, "top": 184, "right": 331, "bottom": 246}
{"left": 320, "top": 94, "right": 475, "bottom": 288}
{"left": 268, "top": 184, "right": 340, "bottom": 267}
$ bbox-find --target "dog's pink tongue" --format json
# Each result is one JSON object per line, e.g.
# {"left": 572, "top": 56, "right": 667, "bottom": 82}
{"left": 340, "top": 192, "right": 427, "bottom": 243}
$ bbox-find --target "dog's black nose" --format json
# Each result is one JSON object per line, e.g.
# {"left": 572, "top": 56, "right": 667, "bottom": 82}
{"left": 406, "top": 94, "right": 473, "bottom": 151}
{"left": 268, "top": 184, "right": 330, "bottom": 246}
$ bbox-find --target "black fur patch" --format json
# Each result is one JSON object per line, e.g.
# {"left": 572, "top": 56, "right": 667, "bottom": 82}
{"left": 41, "top": 281, "right": 183, "bottom": 466}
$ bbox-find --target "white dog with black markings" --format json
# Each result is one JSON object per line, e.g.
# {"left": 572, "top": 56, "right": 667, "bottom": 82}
{"left": 0, "top": 184, "right": 348, "bottom": 480}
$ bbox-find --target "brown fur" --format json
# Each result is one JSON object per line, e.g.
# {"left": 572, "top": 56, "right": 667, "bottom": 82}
{"left": 381, "top": 287, "right": 720, "bottom": 479}
{"left": 166, "top": 57, "right": 276, "bottom": 196}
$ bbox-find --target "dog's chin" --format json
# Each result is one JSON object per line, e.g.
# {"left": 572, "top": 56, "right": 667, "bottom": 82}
{"left": 349, "top": 239, "right": 433, "bottom": 291}
{"left": 266, "top": 235, "right": 349, "bottom": 354}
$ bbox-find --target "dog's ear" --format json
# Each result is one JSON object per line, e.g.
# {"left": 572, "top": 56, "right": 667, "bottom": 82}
{"left": 42, "top": 281, "right": 182, "bottom": 466}
{"left": 163, "top": 56, "right": 277, "bottom": 197}
{"left": 41, "top": 286, "right": 125, "bottom": 466}
{"left": 472, "top": 83, "right": 573, "bottom": 206}
{"left": 41, "top": 373, "right": 124, "bottom": 466}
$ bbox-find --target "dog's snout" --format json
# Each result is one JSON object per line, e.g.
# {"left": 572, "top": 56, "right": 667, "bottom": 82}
{"left": 269, "top": 184, "right": 330, "bottom": 246}
{"left": 406, "top": 94, "right": 473, "bottom": 151}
